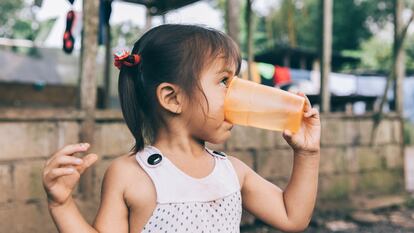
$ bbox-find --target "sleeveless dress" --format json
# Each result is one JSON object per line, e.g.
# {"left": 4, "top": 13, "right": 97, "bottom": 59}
{"left": 135, "top": 145, "right": 242, "bottom": 233}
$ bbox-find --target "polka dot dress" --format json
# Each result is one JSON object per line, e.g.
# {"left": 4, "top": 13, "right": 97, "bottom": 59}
{"left": 142, "top": 191, "right": 242, "bottom": 233}
{"left": 135, "top": 146, "right": 243, "bottom": 233}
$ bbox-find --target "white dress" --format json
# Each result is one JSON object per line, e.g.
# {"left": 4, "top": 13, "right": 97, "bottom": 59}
{"left": 135, "top": 145, "right": 242, "bottom": 233}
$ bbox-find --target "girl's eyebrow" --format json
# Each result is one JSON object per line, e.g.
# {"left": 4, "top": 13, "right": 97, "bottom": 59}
{"left": 216, "top": 68, "right": 234, "bottom": 74}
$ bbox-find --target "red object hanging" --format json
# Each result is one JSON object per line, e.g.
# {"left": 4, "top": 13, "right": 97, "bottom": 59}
{"left": 273, "top": 66, "right": 292, "bottom": 86}
{"left": 63, "top": 10, "right": 75, "bottom": 54}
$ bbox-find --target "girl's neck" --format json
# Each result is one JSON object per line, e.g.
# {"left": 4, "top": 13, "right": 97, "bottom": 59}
{"left": 153, "top": 128, "right": 206, "bottom": 160}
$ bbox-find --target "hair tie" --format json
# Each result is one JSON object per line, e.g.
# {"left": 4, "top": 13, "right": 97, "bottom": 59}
{"left": 113, "top": 50, "right": 141, "bottom": 70}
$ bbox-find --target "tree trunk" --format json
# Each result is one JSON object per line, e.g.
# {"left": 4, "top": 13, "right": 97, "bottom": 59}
{"left": 393, "top": 0, "right": 406, "bottom": 170}
{"left": 245, "top": 0, "right": 254, "bottom": 81}
{"left": 286, "top": 0, "right": 296, "bottom": 47}
{"left": 320, "top": 0, "right": 332, "bottom": 113}
{"left": 226, "top": 0, "right": 240, "bottom": 47}
{"left": 394, "top": 0, "right": 405, "bottom": 114}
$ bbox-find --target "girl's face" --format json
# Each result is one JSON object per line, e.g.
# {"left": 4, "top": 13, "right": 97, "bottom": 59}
{"left": 185, "top": 57, "right": 236, "bottom": 144}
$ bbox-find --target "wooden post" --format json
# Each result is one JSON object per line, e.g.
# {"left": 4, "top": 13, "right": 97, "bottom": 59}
{"left": 226, "top": 0, "right": 240, "bottom": 47}
{"left": 286, "top": 0, "right": 296, "bottom": 47}
{"left": 245, "top": 0, "right": 254, "bottom": 81}
{"left": 320, "top": 0, "right": 332, "bottom": 112}
{"left": 393, "top": 0, "right": 407, "bottom": 173}
{"left": 79, "top": 0, "right": 99, "bottom": 199}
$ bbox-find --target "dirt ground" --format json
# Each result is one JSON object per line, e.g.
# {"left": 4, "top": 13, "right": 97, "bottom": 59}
{"left": 241, "top": 199, "right": 414, "bottom": 233}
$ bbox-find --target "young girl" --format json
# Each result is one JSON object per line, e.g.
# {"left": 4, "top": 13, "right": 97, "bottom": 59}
{"left": 42, "top": 24, "right": 320, "bottom": 233}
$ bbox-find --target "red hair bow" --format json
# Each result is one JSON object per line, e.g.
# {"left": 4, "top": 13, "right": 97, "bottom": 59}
{"left": 113, "top": 50, "right": 141, "bottom": 69}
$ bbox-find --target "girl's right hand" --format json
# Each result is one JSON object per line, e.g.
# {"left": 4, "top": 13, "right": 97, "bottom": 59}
{"left": 42, "top": 143, "right": 98, "bottom": 207}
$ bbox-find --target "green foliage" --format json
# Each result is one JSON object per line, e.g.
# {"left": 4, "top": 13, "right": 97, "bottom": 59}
{"left": 0, "top": 0, "right": 25, "bottom": 37}
{"left": 0, "top": 0, "right": 24, "bottom": 26}
{"left": 110, "top": 21, "right": 143, "bottom": 48}
{"left": 212, "top": 0, "right": 414, "bottom": 72}
{"left": 12, "top": 20, "right": 33, "bottom": 40}
{"left": 214, "top": 0, "right": 397, "bottom": 51}
{"left": 210, "top": 0, "right": 251, "bottom": 57}
{"left": 332, "top": 0, "right": 384, "bottom": 51}
{"left": 358, "top": 15, "right": 414, "bottom": 72}
{"left": 360, "top": 36, "right": 392, "bottom": 72}
{"left": 294, "top": 0, "right": 321, "bottom": 49}
{"left": 265, "top": 0, "right": 393, "bottom": 51}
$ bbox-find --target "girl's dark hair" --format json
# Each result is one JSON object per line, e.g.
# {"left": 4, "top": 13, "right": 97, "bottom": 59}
{"left": 118, "top": 24, "right": 241, "bottom": 154}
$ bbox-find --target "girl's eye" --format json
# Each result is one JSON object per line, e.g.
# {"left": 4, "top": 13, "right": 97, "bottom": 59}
{"left": 220, "top": 77, "right": 229, "bottom": 87}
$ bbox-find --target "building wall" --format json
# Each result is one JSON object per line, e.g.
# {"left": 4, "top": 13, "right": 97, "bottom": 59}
{"left": 0, "top": 110, "right": 404, "bottom": 232}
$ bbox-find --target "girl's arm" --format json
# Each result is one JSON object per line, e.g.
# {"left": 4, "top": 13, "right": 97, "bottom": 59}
{"left": 48, "top": 197, "right": 98, "bottom": 233}
{"left": 43, "top": 144, "right": 129, "bottom": 233}
{"left": 236, "top": 92, "right": 321, "bottom": 232}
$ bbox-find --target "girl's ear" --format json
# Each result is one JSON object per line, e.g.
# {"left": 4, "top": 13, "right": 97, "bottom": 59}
{"left": 156, "top": 82, "right": 185, "bottom": 114}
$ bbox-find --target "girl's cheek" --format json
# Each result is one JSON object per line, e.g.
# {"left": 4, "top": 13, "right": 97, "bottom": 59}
{"left": 209, "top": 97, "right": 225, "bottom": 118}
{"left": 217, "top": 99, "right": 226, "bottom": 120}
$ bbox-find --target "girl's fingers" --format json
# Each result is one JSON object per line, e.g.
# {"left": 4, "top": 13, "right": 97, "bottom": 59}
{"left": 291, "top": 91, "right": 311, "bottom": 112}
{"left": 289, "top": 91, "right": 315, "bottom": 120}
{"left": 57, "top": 143, "right": 90, "bottom": 156}
{"left": 297, "top": 92, "right": 312, "bottom": 112}
{"left": 304, "top": 108, "right": 319, "bottom": 118}
{"left": 282, "top": 129, "right": 293, "bottom": 142}
{"left": 46, "top": 143, "right": 90, "bottom": 166}
{"left": 48, "top": 155, "right": 84, "bottom": 169}
{"left": 43, "top": 154, "right": 98, "bottom": 184}
{"left": 45, "top": 167, "right": 77, "bottom": 183}
{"left": 78, "top": 153, "right": 99, "bottom": 174}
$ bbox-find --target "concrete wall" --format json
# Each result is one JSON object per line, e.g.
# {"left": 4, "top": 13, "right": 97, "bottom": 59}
{"left": 0, "top": 110, "right": 405, "bottom": 232}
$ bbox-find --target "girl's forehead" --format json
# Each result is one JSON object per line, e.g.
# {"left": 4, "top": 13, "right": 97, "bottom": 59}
{"left": 208, "top": 57, "right": 236, "bottom": 74}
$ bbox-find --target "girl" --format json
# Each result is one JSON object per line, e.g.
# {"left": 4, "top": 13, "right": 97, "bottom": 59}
{"left": 42, "top": 24, "right": 320, "bottom": 233}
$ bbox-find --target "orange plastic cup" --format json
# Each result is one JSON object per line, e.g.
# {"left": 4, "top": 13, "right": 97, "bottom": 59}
{"left": 224, "top": 77, "right": 305, "bottom": 133}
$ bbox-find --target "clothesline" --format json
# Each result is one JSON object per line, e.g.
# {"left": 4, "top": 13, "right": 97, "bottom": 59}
{"left": 240, "top": 60, "right": 413, "bottom": 97}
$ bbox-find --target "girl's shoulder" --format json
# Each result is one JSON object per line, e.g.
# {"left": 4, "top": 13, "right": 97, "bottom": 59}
{"left": 103, "top": 152, "right": 157, "bottom": 209}
{"left": 223, "top": 153, "right": 249, "bottom": 189}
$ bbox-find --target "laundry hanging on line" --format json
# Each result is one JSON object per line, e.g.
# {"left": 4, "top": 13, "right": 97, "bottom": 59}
{"left": 98, "top": 0, "right": 112, "bottom": 45}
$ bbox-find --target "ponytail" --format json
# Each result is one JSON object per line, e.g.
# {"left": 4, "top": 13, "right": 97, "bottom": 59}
{"left": 118, "top": 65, "right": 149, "bottom": 153}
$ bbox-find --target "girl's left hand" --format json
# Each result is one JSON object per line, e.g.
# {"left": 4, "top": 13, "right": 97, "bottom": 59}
{"left": 282, "top": 92, "right": 321, "bottom": 155}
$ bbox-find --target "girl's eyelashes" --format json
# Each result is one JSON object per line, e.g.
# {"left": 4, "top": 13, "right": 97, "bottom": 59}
{"left": 220, "top": 77, "right": 230, "bottom": 87}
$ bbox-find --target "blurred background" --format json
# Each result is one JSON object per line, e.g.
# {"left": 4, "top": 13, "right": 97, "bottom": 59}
{"left": 1, "top": 0, "right": 414, "bottom": 232}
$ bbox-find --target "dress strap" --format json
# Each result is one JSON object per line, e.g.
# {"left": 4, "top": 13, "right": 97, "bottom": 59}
{"left": 135, "top": 145, "right": 241, "bottom": 203}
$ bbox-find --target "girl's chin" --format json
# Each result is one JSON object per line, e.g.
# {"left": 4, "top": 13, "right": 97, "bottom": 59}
{"left": 208, "top": 131, "right": 232, "bottom": 145}
{"left": 220, "top": 130, "right": 232, "bottom": 142}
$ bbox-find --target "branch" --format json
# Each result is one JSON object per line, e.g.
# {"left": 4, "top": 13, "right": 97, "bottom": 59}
{"left": 396, "top": 11, "right": 414, "bottom": 46}
{"left": 370, "top": 8, "right": 413, "bottom": 145}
